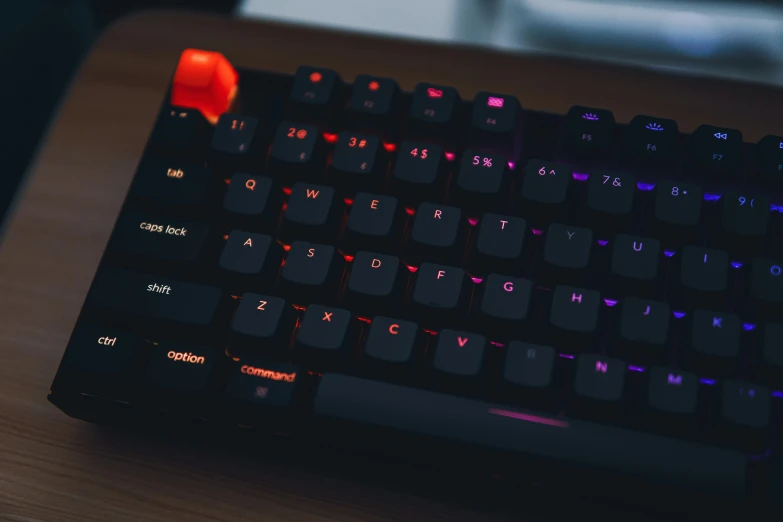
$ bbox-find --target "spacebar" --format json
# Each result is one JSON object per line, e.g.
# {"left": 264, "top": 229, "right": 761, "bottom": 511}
{"left": 314, "top": 374, "right": 747, "bottom": 492}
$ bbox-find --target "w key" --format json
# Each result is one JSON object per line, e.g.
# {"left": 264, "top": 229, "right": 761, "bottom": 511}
{"left": 279, "top": 183, "right": 343, "bottom": 244}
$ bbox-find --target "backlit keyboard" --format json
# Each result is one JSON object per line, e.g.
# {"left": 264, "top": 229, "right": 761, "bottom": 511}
{"left": 50, "top": 49, "right": 783, "bottom": 507}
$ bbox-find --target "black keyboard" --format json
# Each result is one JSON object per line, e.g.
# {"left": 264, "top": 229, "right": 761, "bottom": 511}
{"left": 49, "top": 49, "right": 783, "bottom": 508}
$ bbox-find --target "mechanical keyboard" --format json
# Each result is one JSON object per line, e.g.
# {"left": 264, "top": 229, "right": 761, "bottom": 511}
{"left": 49, "top": 48, "right": 783, "bottom": 510}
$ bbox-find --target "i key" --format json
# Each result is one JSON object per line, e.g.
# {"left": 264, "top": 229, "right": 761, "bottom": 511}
{"left": 432, "top": 329, "right": 486, "bottom": 381}
{"left": 472, "top": 274, "right": 532, "bottom": 340}
{"left": 539, "top": 224, "right": 593, "bottom": 286}
{"left": 279, "top": 183, "right": 343, "bottom": 244}
{"left": 342, "top": 193, "right": 402, "bottom": 255}
{"left": 327, "top": 132, "right": 386, "bottom": 196}
{"left": 293, "top": 305, "right": 358, "bottom": 370}
{"left": 451, "top": 150, "right": 508, "bottom": 214}
{"left": 572, "top": 354, "right": 626, "bottom": 421}
{"left": 609, "top": 234, "right": 661, "bottom": 297}
{"left": 685, "top": 310, "right": 740, "bottom": 377}
{"left": 230, "top": 294, "right": 295, "bottom": 355}
{"left": 678, "top": 246, "right": 729, "bottom": 309}
{"left": 342, "top": 252, "right": 406, "bottom": 316}
{"left": 268, "top": 122, "right": 324, "bottom": 183}
{"left": 547, "top": 286, "right": 601, "bottom": 351}
{"left": 649, "top": 181, "right": 702, "bottom": 248}
{"left": 518, "top": 160, "right": 571, "bottom": 227}
{"left": 389, "top": 141, "right": 446, "bottom": 206}
{"left": 404, "top": 203, "right": 465, "bottom": 265}
{"left": 562, "top": 106, "right": 615, "bottom": 160}
{"left": 408, "top": 263, "right": 470, "bottom": 329}
{"left": 363, "top": 317, "right": 420, "bottom": 371}
{"left": 585, "top": 171, "right": 636, "bottom": 232}
{"left": 468, "top": 214, "right": 526, "bottom": 276}
{"left": 616, "top": 298, "right": 669, "bottom": 364}
{"left": 278, "top": 241, "right": 344, "bottom": 306}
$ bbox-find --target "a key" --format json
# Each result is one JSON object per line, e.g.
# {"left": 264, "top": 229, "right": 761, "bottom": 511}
{"left": 279, "top": 183, "right": 343, "bottom": 244}
{"left": 467, "top": 92, "right": 522, "bottom": 159}
{"left": 432, "top": 329, "right": 485, "bottom": 379}
{"left": 562, "top": 106, "right": 615, "bottom": 160}
{"left": 230, "top": 294, "right": 295, "bottom": 352}
{"left": 645, "top": 366, "right": 699, "bottom": 435}
{"left": 686, "top": 310, "right": 740, "bottom": 376}
{"left": 363, "top": 317, "right": 420, "bottom": 369}
{"left": 749, "top": 258, "right": 783, "bottom": 320}
{"left": 61, "top": 325, "right": 139, "bottom": 386}
{"left": 625, "top": 115, "right": 680, "bottom": 166}
{"left": 718, "top": 380, "right": 770, "bottom": 452}
{"left": 502, "top": 341, "right": 557, "bottom": 410}
{"left": 609, "top": 234, "right": 661, "bottom": 296}
{"left": 572, "top": 354, "right": 625, "bottom": 420}
{"left": 538, "top": 223, "right": 593, "bottom": 286}
{"left": 518, "top": 160, "right": 571, "bottom": 226}
{"left": 678, "top": 246, "right": 729, "bottom": 309}
{"left": 145, "top": 342, "right": 217, "bottom": 392}
{"left": 278, "top": 241, "right": 343, "bottom": 306}
{"left": 342, "top": 193, "right": 401, "bottom": 255}
{"left": 346, "top": 75, "right": 399, "bottom": 137}
{"left": 342, "top": 252, "right": 406, "bottom": 316}
{"left": 223, "top": 174, "right": 281, "bottom": 225}
{"left": 211, "top": 114, "right": 259, "bottom": 157}
{"left": 758, "top": 323, "right": 783, "bottom": 385}
{"left": 224, "top": 359, "right": 300, "bottom": 408}
{"left": 219, "top": 231, "right": 281, "bottom": 283}
{"left": 649, "top": 181, "right": 702, "bottom": 247}
{"left": 390, "top": 141, "right": 446, "bottom": 206}
{"left": 616, "top": 298, "right": 669, "bottom": 364}
{"left": 547, "top": 286, "right": 600, "bottom": 351}
{"left": 408, "top": 263, "right": 469, "bottom": 329}
{"left": 585, "top": 171, "right": 636, "bottom": 232}
{"left": 289, "top": 66, "right": 343, "bottom": 124}
{"left": 688, "top": 125, "right": 743, "bottom": 178}
{"left": 293, "top": 305, "right": 357, "bottom": 369}
{"left": 754, "top": 134, "right": 783, "bottom": 187}
{"left": 111, "top": 212, "right": 209, "bottom": 262}
{"left": 268, "top": 122, "right": 324, "bottom": 183}
{"left": 407, "top": 82, "right": 460, "bottom": 141}
{"left": 151, "top": 106, "right": 210, "bottom": 153}
{"left": 405, "top": 202, "right": 465, "bottom": 265}
{"left": 717, "top": 191, "right": 770, "bottom": 256}
{"left": 132, "top": 159, "right": 210, "bottom": 205}
{"left": 327, "top": 132, "right": 386, "bottom": 196}
{"left": 471, "top": 274, "right": 532, "bottom": 340}
{"left": 467, "top": 214, "right": 526, "bottom": 276}
{"left": 451, "top": 150, "right": 508, "bottom": 214}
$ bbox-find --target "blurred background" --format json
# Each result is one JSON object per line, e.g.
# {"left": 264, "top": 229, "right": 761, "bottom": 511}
{"left": 4, "top": 0, "right": 783, "bottom": 230}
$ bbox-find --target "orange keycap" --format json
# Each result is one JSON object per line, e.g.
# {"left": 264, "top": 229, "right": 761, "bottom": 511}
{"left": 171, "top": 49, "right": 238, "bottom": 124}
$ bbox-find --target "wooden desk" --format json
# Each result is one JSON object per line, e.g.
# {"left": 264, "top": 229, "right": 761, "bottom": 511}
{"left": 0, "top": 9, "right": 781, "bottom": 521}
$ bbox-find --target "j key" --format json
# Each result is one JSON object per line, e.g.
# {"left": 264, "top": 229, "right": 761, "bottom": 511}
{"left": 468, "top": 214, "right": 526, "bottom": 276}
{"left": 278, "top": 241, "right": 343, "bottom": 306}
{"left": 585, "top": 171, "right": 636, "bottom": 232}
{"left": 719, "top": 380, "right": 770, "bottom": 452}
{"left": 717, "top": 191, "right": 770, "bottom": 256}
{"left": 572, "top": 354, "right": 625, "bottom": 420}
{"left": 451, "top": 151, "right": 508, "bottom": 213}
{"left": 211, "top": 113, "right": 259, "bottom": 157}
{"left": 609, "top": 235, "right": 660, "bottom": 296}
{"left": 230, "top": 294, "right": 294, "bottom": 351}
{"left": 686, "top": 310, "right": 740, "bottom": 376}
{"left": 223, "top": 174, "right": 281, "bottom": 225}
{"left": 539, "top": 224, "right": 593, "bottom": 286}
{"left": 224, "top": 359, "right": 300, "bottom": 408}
{"left": 279, "top": 183, "right": 342, "bottom": 244}
{"left": 342, "top": 193, "right": 401, "bottom": 255}
{"left": 562, "top": 106, "right": 615, "bottom": 160}
{"left": 432, "top": 329, "right": 485, "bottom": 379}
{"left": 754, "top": 134, "right": 783, "bottom": 186}
{"left": 502, "top": 342, "right": 557, "bottom": 410}
{"left": 749, "top": 258, "right": 783, "bottom": 319}
{"left": 650, "top": 181, "right": 702, "bottom": 247}
{"left": 678, "top": 246, "right": 729, "bottom": 309}
{"left": 88, "top": 268, "right": 221, "bottom": 325}
{"left": 132, "top": 159, "right": 210, "bottom": 205}
{"left": 294, "top": 305, "right": 357, "bottom": 369}
{"left": 347, "top": 75, "right": 399, "bottom": 136}
{"left": 547, "top": 286, "right": 600, "bottom": 351}
{"left": 626, "top": 115, "right": 680, "bottom": 165}
{"left": 289, "top": 66, "right": 343, "bottom": 123}
{"left": 518, "top": 160, "right": 571, "bottom": 226}
{"left": 616, "top": 298, "right": 669, "bottom": 364}
{"left": 405, "top": 203, "right": 465, "bottom": 265}
{"left": 111, "top": 212, "right": 208, "bottom": 262}
{"left": 390, "top": 141, "right": 446, "bottom": 205}
{"left": 472, "top": 274, "right": 532, "bottom": 339}
{"left": 758, "top": 323, "right": 783, "bottom": 384}
{"left": 152, "top": 106, "right": 209, "bottom": 152}
{"left": 688, "top": 125, "right": 743, "bottom": 178}
{"left": 342, "top": 252, "right": 405, "bottom": 316}
{"left": 219, "top": 231, "right": 281, "bottom": 283}
{"left": 408, "top": 263, "right": 469, "bottom": 329}
{"left": 61, "top": 324, "right": 138, "bottom": 381}
{"left": 268, "top": 122, "right": 323, "bottom": 183}
{"left": 468, "top": 92, "right": 522, "bottom": 158}
{"left": 646, "top": 366, "right": 699, "bottom": 435}
{"left": 327, "top": 132, "right": 385, "bottom": 196}
{"left": 145, "top": 342, "right": 217, "bottom": 392}
{"left": 408, "top": 82, "right": 460, "bottom": 139}
{"left": 363, "top": 317, "right": 420, "bottom": 368}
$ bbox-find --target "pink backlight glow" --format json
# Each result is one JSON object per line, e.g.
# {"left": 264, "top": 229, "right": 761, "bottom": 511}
{"left": 445, "top": 152, "right": 456, "bottom": 161}
{"left": 488, "top": 408, "right": 570, "bottom": 428}
{"left": 427, "top": 87, "right": 443, "bottom": 98}
{"left": 487, "top": 96, "right": 504, "bottom": 108}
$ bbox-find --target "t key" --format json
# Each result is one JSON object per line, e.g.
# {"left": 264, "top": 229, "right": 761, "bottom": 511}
{"left": 468, "top": 214, "right": 526, "bottom": 276}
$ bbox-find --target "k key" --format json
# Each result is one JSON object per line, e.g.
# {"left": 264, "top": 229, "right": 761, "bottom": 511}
{"left": 686, "top": 310, "right": 740, "bottom": 376}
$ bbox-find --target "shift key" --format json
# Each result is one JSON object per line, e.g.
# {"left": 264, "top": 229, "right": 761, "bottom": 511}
{"left": 111, "top": 211, "right": 208, "bottom": 261}
{"left": 88, "top": 268, "right": 221, "bottom": 324}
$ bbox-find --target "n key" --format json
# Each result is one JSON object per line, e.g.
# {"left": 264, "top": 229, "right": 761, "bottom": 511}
{"left": 405, "top": 203, "right": 465, "bottom": 265}
{"left": 293, "top": 305, "right": 358, "bottom": 370}
{"left": 468, "top": 214, "right": 526, "bottom": 276}
{"left": 342, "top": 252, "right": 406, "bottom": 316}
{"left": 572, "top": 354, "right": 625, "bottom": 421}
{"left": 279, "top": 183, "right": 343, "bottom": 244}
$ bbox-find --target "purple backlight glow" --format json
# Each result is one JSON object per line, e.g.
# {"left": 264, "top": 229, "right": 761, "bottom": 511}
{"left": 507, "top": 161, "right": 515, "bottom": 170}
{"left": 582, "top": 113, "right": 600, "bottom": 121}
{"left": 488, "top": 408, "right": 570, "bottom": 428}
{"left": 559, "top": 353, "right": 575, "bottom": 359}
{"left": 664, "top": 250, "right": 676, "bottom": 257}
{"left": 731, "top": 261, "right": 743, "bottom": 269}
{"left": 772, "top": 391, "right": 783, "bottom": 399}
{"left": 471, "top": 277, "right": 483, "bottom": 284}
{"left": 628, "top": 365, "right": 646, "bottom": 373}
{"left": 771, "top": 204, "right": 783, "bottom": 213}
{"left": 637, "top": 182, "right": 656, "bottom": 191}
{"left": 490, "top": 341, "right": 505, "bottom": 348}
{"left": 700, "top": 378, "right": 716, "bottom": 385}
{"left": 743, "top": 323, "right": 757, "bottom": 331}
{"left": 703, "top": 193, "right": 722, "bottom": 202}
{"left": 673, "top": 311, "right": 687, "bottom": 319}
{"left": 531, "top": 228, "right": 544, "bottom": 236}
{"left": 603, "top": 298, "right": 618, "bottom": 307}
{"left": 572, "top": 172, "right": 590, "bottom": 181}
{"left": 597, "top": 240, "right": 609, "bottom": 247}
{"left": 467, "top": 218, "right": 478, "bottom": 226}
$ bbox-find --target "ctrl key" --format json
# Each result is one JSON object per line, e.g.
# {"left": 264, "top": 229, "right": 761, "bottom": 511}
{"left": 59, "top": 324, "right": 139, "bottom": 392}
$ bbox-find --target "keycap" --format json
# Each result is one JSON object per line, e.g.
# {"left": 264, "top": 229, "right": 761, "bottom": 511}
{"left": 224, "top": 359, "right": 300, "bottom": 408}
{"left": 649, "top": 180, "right": 702, "bottom": 247}
{"left": 686, "top": 310, "right": 740, "bottom": 376}
{"left": 405, "top": 203, "right": 465, "bottom": 265}
{"left": 88, "top": 268, "right": 221, "bottom": 325}
{"left": 132, "top": 159, "right": 211, "bottom": 205}
{"left": 341, "top": 193, "right": 402, "bottom": 255}
{"left": 749, "top": 258, "right": 783, "bottom": 319}
{"left": 585, "top": 171, "right": 636, "bottom": 232}
{"left": 327, "top": 132, "right": 385, "bottom": 196}
{"left": 688, "top": 125, "right": 743, "bottom": 178}
{"left": 678, "top": 246, "right": 729, "bottom": 308}
{"left": 562, "top": 106, "right": 614, "bottom": 160}
{"left": 363, "top": 317, "right": 420, "bottom": 368}
{"left": 389, "top": 141, "right": 446, "bottom": 205}
{"left": 279, "top": 183, "right": 343, "bottom": 244}
{"left": 293, "top": 305, "right": 357, "bottom": 369}
{"left": 145, "top": 342, "right": 218, "bottom": 391}
{"left": 111, "top": 212, "right": 208, "bottom": 261}
{"left": 472, "top": 274, "right": 532, "bottom": 339}
{"left": 289, "top": 66, "right": 343, "bottom": 123}
{"left": 539, "top": 223, "right": 593, "bottom": 287}
{"left": 646, "top": 366, "right": 699, "bottom": 435}
{"left": 451, "top": 150, "right": 508, "bottom": 213}
{"left": 467, "top": 214, "right": 526, "bottom": 276}
{"left": 62, "top": 324, "right": 139, "bottom": 378}
{"left": 408, "top": 263, "right": 469, "bottom": 329}
{"left": 609, "top": 234, "right": 660, "bottom": 296}
{"left": 408, "top": 82, "right": 460, "bottom": 138}
{"left": 268, "top": 122, "right": 324, "bottom": 182}
{"left": 572, "top": 354, "right": 625, "bottom": 420}
{"left": 502, "top": 342, "right": 557, "bottom": 409}
{"left": 758, "top": 323, "right": 783, "bottom": 384}
{"left": 170, "top": 49, "right": 238, "bottom": 124}
{"left": 616, "top": 298, "right": 669, "bottom": 364}
{"left": 625, "top": 115, "right": 680, "bottom": 165}
{"left": 230, "top": 294, "right": 295, "bottom": 351}
{"left": 219, "top": 231, "right": 281, "bottom": 281}
{"left": 347, "top": 75, "right": 399, "bottom": 135}
{"left": 223, "top": 174, "right": 281, "bottom": 224}
{"left": 211, "top": 114, "right": 259, "bottom": 156}
{"left": 754, "top": 134, "right": 783, "bottom": 186}
{"left": 718, "top": 380, "right": 770, "bottom": 451}
{"left": 278, "top": 241, "right": 343, "bottom": 305}
{"left": 432, "top": 329, "right": 485, "bottom": 378}
{"left": 151, "top": 106, "right": 210, "bottom": 152}
{"left": 342, "top": 252, "right": 405, "bottom": 316}
{"left": 315, "top": 374, "right": 748, "bottom": 492}
{"left": 718, "top": 190, "right": 770, "bottom": 255}
{"left": 518, "top": 160, "right": 571, "bottom": 226}
{"left": 547, "top": 286, "right": 600, "bottom": 351}
{"left": 468, "top": 92, "right": 522, "bottom": 158}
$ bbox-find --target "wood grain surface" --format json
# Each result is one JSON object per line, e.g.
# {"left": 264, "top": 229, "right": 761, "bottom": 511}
{"left": 1, "top": 9, "right": 782, "bottom": 521}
